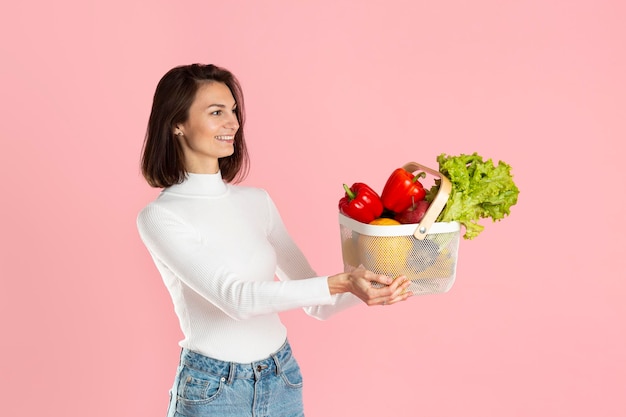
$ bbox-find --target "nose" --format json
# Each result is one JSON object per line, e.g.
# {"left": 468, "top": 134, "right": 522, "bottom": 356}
{"left": 226, "top": 112, "right": 239, "bottom": 131}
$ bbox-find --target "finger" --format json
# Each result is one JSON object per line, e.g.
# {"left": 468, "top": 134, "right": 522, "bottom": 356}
{"left": 392, "top": 277, "right": 412, "bottom": 296}
{"left": 364, "top": 276, "right": 410, "bottom": 302}
{"left": 388, "top": 291, "right": 413, "bottom": 304}
{"left": 385, "top": 287, "right": 414, "bottom": 305}
{"left": 372, "top": 291, "right": 411, "bottom": 307}
{"left": 367, "top": 282, "right": 396, "bottom": 298}
{"left": 394, "top": 281, "right": 414, "bottom": 298}
{"left": 387, "top": 275, "right": 408, "bottom": 291}
{"left": 368, "top": 276, "right": 408, "bottom": 297}
{"left": 378, "top": 280, "right": 413, "bottom": 306}
{"left": 376, "top": 275, "right": 408, "bottom": 295}
{"left": 370, "top": 273, "right": 408, "bottom": 289}
{"left": 370, "top": 296, "right": 389, "bottom": 307}
{"left": 368, "top": 273, "right": 394, "bottom": 287}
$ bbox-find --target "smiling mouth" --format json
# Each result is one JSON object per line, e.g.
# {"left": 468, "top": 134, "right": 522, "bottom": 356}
{"left": 215, "top": 135, "right": 234, "bottom": 141}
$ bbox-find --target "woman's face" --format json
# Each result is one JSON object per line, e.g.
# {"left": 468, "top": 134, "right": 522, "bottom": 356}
{"left": 176, "top": 81, "right": 239, "bottom": 174}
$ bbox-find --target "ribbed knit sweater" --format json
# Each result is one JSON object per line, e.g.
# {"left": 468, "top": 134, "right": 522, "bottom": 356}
{"left": 137, "top": 172, "right": 360, "bottom": 362}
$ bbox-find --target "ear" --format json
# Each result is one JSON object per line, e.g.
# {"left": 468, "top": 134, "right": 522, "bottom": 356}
{"left": 173, "top": 125, "right": 184, "bottom": 137}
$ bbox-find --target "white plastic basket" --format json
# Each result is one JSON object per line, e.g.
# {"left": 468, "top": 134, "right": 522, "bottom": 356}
{"left": 339, "top": 162, "right": 461, "bottom": 295}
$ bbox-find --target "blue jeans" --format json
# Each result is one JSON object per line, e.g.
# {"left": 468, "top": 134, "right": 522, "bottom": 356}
{"left": 167, "top": 340, "right": 305, "bottom": 417}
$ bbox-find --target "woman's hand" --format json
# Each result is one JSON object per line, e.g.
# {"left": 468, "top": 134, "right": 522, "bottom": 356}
{"left": 328, "top": 265, "right": 412, "bottom": 306}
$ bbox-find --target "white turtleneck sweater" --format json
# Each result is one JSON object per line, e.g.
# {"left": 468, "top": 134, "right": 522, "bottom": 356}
{"left": 137, "top": 172, "right": 360, "bottom": 362}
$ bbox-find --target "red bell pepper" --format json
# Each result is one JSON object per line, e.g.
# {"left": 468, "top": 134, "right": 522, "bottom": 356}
{"left": 338, "top": 183, "right": 384, "bottom": 224}
{"left": 381, "top": 168, "right": 426, "bottom": 213}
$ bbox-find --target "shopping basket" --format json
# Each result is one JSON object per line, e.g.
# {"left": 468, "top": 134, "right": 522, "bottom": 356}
{"left": 338, "top": 162, "right": 461, "bottom": 295}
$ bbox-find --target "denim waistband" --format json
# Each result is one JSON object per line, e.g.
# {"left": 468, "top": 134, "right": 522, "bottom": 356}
{"left": 180, "top": 339, "right": 293, "bottom": 381}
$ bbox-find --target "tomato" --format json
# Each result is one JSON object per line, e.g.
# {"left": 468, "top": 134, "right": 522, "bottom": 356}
{"left": 357, "top": 218, "right": 412, "bottom": 274}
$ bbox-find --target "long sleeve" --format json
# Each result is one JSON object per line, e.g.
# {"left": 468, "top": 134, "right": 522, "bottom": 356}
{"left": 264, "top": 193, "right": 363, "bottom": 320}
{"left": 137, "top": 202, "right": 334, "bottom": 321}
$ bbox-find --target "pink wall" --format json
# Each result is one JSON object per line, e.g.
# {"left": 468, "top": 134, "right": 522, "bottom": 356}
{"left": 1, "top": 1, "right": 624, "bottom": 416}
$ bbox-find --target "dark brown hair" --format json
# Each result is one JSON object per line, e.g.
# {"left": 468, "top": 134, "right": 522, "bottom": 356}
{"left": 141, "top": 64, "right": 249, "bottom": 187}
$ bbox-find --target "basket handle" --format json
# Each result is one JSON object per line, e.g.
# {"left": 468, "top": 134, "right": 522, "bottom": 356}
{"left": 401, "top": 162, "right": 452, "bottom": 240}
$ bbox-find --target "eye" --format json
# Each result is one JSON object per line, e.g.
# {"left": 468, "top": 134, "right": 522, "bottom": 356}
{"left": 211, "top": 110, "right": 222, "bottom": 116}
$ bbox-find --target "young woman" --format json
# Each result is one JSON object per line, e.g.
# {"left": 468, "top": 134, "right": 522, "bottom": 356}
{"left": 137, "top": 63, "right": 412, "bottom": 417}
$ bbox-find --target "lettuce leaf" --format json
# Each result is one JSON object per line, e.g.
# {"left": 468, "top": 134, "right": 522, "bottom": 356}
{"left": 428, "top": 152, "right": 520, "bottom": 240}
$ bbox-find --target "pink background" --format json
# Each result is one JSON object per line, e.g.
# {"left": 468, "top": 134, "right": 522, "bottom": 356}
{"left": 1, "top": 1, "right": 625, "bottom": 416}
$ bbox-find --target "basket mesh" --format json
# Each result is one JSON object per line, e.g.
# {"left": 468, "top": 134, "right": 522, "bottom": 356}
{"left": 339, "top": 223, "right": 460, "bottom": 295}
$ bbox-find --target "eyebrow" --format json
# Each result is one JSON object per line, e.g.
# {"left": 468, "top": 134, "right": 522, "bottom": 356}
{"left": 207, "top": 103, "right": 237, "bottom": 109}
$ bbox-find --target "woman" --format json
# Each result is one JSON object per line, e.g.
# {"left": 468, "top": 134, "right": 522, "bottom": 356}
{"left": 137, "top": 63, "right": 412, "bottom": 417}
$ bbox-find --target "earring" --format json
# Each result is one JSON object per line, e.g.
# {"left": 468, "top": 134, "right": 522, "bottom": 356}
{"left": 176, "top": 131, "right": 183, "bottom": 137}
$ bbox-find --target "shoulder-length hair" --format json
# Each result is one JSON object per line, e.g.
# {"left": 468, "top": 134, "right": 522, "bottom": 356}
{"left": 141, "top": 64, "right": 249, "bottom": 187}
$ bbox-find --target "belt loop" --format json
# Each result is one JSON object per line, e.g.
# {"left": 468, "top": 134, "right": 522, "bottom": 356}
{"left": 227, "top": 362, "right": 235, "bottom": 384}
{"left": 271, "top": 353, "right": 281, "bottom": 375}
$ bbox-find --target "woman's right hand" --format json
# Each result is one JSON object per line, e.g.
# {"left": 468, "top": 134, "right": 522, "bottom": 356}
{"left": 328, "top": 265, "right": 412, "bottom": 307}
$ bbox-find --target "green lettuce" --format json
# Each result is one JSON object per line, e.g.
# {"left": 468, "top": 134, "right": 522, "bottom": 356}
{"left": 427, "top": 153, "right": 520, "bottom": 240}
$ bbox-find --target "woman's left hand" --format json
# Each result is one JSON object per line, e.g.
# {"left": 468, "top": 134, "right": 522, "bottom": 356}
{"left": 328, "top": 266, "right": 413, "bottom": 306}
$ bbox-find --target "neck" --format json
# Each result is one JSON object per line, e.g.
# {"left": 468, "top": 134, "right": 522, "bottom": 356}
{"left": 164, "top": 171, "right": 228, "bottom": 197}
{"left": 183, "top": 154, "right": 220, "bottom": 174}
